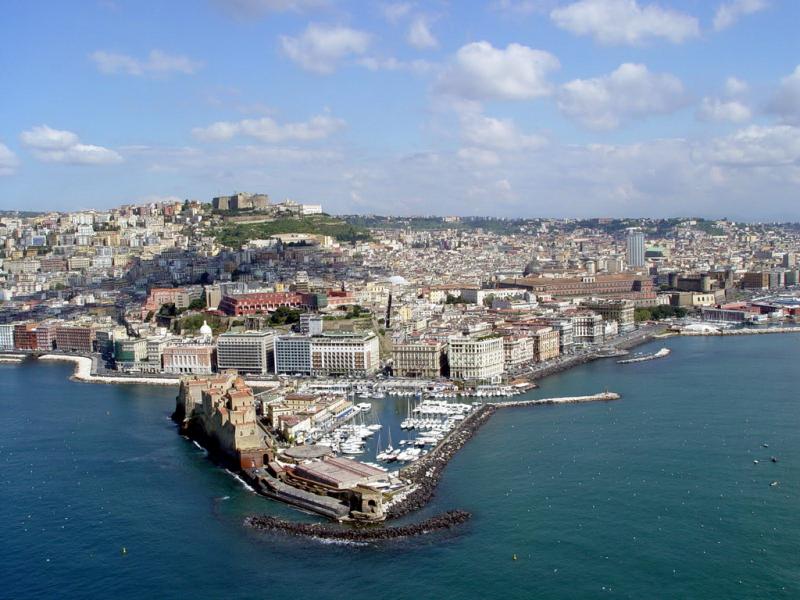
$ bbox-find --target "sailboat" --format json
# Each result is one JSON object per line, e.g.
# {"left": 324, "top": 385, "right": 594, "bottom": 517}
{"left": 376, "top": 427, "right": 396, "bottom": 462}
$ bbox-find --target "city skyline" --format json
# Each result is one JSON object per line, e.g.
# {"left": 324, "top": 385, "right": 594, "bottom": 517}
{"left": 1, "top": 0, "right": 799, "bottom": 219}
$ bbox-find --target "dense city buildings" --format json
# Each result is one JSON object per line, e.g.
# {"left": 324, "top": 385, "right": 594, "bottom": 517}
{"left": 1, "top": 201, "right": 799, "bottom": 387}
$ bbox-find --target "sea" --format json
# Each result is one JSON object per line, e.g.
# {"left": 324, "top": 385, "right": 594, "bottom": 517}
{"left": 1, "top": 334, "right": 798, "bottom": 599}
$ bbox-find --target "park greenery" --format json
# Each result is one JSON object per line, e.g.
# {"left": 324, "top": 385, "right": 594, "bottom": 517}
{"left": 634, "top": 305, "right": 688, "bottom": 322}
{"left": 269, "top": 306, "right": 302, "bottom": 325}
{"left": 177, "top": 313, "right": 224, "bottom": 334}
{"left": 212, "top": 215, "right": 371, "bottom": 247}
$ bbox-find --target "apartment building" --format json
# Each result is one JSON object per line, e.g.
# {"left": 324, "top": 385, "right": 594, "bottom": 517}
{"left": 274, "top": 335, "right": 312, "bottom": 375}
{"left": 310, "top": 332, "right": 380, "bottom": 377}
{"left": 392, "top": 340, "right": 444, "bottom": 378}
{"left": 216, "top": 331, "right": 275, "bottom": 375}
{"left": 448, "top": 333, "right": 504, "bottom": 382}
{"left": 581, "top": 299, "right": 635, "bottom": 333}
{"left": 54, "top": 325, "right": 95, "bottom": 354}
{"left": 503, "top": 336, "right": 534, "bottom": 369}
{"left": 0, "top": 323, "right": 14, "bottom": 350}
{"left": 571, "top": 312, "right": 605, "bottom": 346}
{"left": 531, "top": 327, "right": 560, "bottom": 362}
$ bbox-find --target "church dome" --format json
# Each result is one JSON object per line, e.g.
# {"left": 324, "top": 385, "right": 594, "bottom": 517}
{"left": 199, "top": 320, "right": 213, "bottom": 337}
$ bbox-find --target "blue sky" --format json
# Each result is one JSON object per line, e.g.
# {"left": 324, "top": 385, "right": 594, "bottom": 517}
{"left": 1, "top": 0, "right": 799, "bottom": 219}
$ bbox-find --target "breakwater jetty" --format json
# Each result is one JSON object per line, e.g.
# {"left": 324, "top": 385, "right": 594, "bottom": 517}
{"left": 386, "top": 391, "right": 620, "bottom": 519}
{"left": 245, "top": 510, "right": 471, "bottom": 542}
{"left": 246, "top": 390, "right": 619, "bottom": 540}
{"left": 489, "top": 392, "right": 621, "bottom": 408}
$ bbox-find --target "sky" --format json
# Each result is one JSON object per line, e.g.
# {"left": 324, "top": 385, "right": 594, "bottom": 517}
{"left": 0, "top": 0, "right": 799, "bottom": 220}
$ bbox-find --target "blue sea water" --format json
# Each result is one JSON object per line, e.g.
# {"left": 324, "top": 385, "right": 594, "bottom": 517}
{"left": 1, "top": 334, "right": 798, "bottom": 599}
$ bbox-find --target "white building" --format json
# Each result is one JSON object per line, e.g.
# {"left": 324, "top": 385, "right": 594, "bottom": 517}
{"left": 162, "top": 343, "right": 215, "bottom": 375}
{"left": 310, "top": 331, "right": 380, "bottom": 377}
{"left": 275, "top": 335, "right": 312, "bottom": 375}
{"left": 0, "top": 323, "right": 14, "bottom": 350}
{"left": 216, "top": 331, "right": 274, "bottom": 375}
{"left": 626, "top": 231, "right": 645, "bottom": 268}
{"left": 571, "top": 313, "right": 604, "bottom": 346}
{"left": 448, "top": 333, "right": 504, "bottom": 382}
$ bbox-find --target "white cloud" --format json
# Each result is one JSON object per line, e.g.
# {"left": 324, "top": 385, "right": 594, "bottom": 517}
{"left": 457, "top": 147, "right": 501, "bottom": 166}
{"left": 280, "top": 24, "right": 370, "bottom": 74}
{"left": 381, "top": 2, "right": 413, "bottom": 22}
{"left": 437, "top": 41, "right": 560, "bottom": 100}
{"left": 0, "top": 142, "right": 18, "bottom": 176}
{"left": 192, "top": 113, "right": 345, "bottom": 142}
{"left": 725, "top": 76, "right": 749, "bottom": 96}
{"left": 713, "top": 0, "right": 768, "bottom": 32}
{"left": 697, "top": 97, "right": 752, "bottom": 123}
{"left": 558, "top": 63, "right": 686, "bottom": 129}
{"left": 696, "top": 125, "right": 800, "bottom": 166}
{"left": 767, "top": 65, "right": 800, "bottom": 126}
{"left": 551, "top": 0, "right": 699, "bottom": 45}
{"left": 460, "top": 112, "right": 547, "bottom": 151}
{"left": 407, "top": 16, "right": 438, "bottom": 49}
{"left": 20, "top": 125, "right": 122, "bottom": 165}
{"left": 90, "top": 49, "right": 201, "bottom": 76}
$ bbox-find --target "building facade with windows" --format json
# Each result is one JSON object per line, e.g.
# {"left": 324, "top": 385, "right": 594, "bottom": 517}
{"left": 216, "top": 331, "right": 275, "bottom": 375}
{"left": 392, "top": 341, "right": 444, "bottom": 378}
{"left": 310, "top": 332, "right": 380, "bottom": 377}
{"left": 448, "top": 334, "right": 504, "bottom": 382}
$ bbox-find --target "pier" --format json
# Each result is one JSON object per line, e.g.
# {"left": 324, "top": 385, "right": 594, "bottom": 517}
{"left": 489, "top": 392, "right": 621, "bottom": 408}
{"left": 384, "top": 391, "right": 620, "bottom": 520}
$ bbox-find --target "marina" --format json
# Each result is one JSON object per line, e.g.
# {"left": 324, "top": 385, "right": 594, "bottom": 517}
{"left": 4, "top": 334, "right": 799, "bottom": 598}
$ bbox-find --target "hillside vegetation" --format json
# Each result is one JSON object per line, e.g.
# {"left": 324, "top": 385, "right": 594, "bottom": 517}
{"left": 212, "top": 215, "right": 371, "bottom": 247}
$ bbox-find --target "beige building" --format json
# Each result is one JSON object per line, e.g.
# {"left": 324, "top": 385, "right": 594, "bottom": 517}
{"left": 581, "top": 298, "right": 635, "bottom": 333}
{"left": 310, "top": 331, "right": 380, "bottom": 377}
{"left": 531, "top": 327, "right": 560, "bottom": 362}
{"left": 392, "top": 341, "right": 444, "bottom": 378}
{"left": 448, "top": 333, "right": 504, "bottom": 382}
{"left": 163, "top": 343, "right": 215, "bottom": 375}
{"left": 503, "top": 336, "right": 534, "bottom": 368}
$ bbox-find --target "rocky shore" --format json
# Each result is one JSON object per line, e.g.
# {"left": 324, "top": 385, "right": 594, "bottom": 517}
{"left": 386, "top": 403, "right": 497, "bottom": 519}
{"left": 245, "top": 510, "right": 471, "bottom": 542}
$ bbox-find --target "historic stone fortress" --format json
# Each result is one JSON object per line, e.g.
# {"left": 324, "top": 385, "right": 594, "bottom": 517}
{"left": 174, "top": 374, "right": 387, "bottom": 521}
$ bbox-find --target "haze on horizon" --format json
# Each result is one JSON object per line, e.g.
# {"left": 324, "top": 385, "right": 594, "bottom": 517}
{"left": 1, "top": 0, "right": 799, "bottom": 220}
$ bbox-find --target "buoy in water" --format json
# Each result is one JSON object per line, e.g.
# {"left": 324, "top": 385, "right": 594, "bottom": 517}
{"left": 121, "top": 547, "right": 127, "bottom": 555}
{"left": 512, "top": 554, "right": 518, "bottom": 561}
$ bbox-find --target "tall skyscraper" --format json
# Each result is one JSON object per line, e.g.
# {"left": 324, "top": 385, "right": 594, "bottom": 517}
{"left": 626, "top": 231, "right": 645, "bottom": 268}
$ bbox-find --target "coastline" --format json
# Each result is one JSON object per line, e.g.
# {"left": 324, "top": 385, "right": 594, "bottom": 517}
{"left": 36, "top": 354, "right": 280, "bottom": 389}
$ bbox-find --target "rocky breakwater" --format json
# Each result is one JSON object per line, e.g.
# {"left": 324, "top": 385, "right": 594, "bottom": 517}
{"left": 245, "top": 510, "right": 471, "bottom": 542}
{"left": 386, "top": 403, "right": 497, "bottom": 519}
